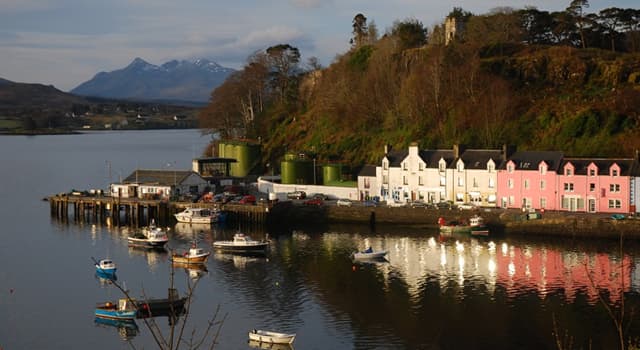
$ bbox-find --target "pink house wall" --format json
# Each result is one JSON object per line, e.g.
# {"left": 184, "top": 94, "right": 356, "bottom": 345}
{"left": 497, "top": 161, "right": 559, "bottom": 210}
{"left": 557, "top": 162, "right": 630, "bottom": 213}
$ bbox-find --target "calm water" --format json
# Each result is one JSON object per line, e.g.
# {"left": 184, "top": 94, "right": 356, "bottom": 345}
{"left": 2, "top": 130, "right": 640, "bottom": 350}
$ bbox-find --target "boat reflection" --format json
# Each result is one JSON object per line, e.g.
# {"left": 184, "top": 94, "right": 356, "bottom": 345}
{"left": 173, "top": 222, "right": 214, "bottom": 238}
{"left": 127, "top": 245, "right": 168, "bottom": 270}
{"left": 95, "top": 273, "right": 117, "bottom": 287}
{"left": 94, "top": 317, "right": 139, "bottom": 340}
{"left": 172, "top": 262, "right": 209, "bottom": 280}
{"left": 248, "top": 339, "right": 294, "bottom": 350}
{"left": 213, "top": 252, "right": 268, "bottom": 269}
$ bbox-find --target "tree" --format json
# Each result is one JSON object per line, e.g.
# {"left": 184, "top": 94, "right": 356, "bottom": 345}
{"left": 566, "top": 0, "right": 590, "bottom": 48}
{"left": 519, "top": 7, "right": 555, "bottom": 45}
{"left": 390, "top": 18, "right": 428, "bottom": 50}
{"left": 599, "top": 7, "right": 624, "bottom": 51}
{"left": 265, "top": 44, "right": 301, "bottom": 104}
{"left": 350, "top": 13, "right": 368, "bottom": 48}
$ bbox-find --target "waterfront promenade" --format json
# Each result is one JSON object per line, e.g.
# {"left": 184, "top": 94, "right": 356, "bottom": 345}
{"left": 48, "top": 193, "right": 640, "bottom": 240}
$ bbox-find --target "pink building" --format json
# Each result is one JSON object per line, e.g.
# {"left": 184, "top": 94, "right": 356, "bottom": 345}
{"left": 557, "top": 158, "right": 635, "bottom": 213}
{"left": 498, "top": 151, "right": 564, "bottom": 210}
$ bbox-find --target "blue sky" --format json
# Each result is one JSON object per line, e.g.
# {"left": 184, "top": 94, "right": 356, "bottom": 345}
{"left": 1, "top": 0, "right": 636, "bottom": 91}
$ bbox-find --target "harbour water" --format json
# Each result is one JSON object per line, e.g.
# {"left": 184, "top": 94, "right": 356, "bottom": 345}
{"left": 1, "top": 129, "right": 640, "bottom": 349}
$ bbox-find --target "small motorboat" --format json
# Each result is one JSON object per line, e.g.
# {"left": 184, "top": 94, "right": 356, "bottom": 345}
{"left": 94, "top": 258, "right": 117, "bottom": 276}
{"left": 171, "top": 241, "right": 210, "bottom": 264}
{"left": 248, "top": 329, "right": 296, "bottom": 344}
{"left": 127, "top": 220, "right": 169, "bottom": 248}
{"left": 95, "top": 298, "right": 137, "bottom": 321}
{"left": 213, "top": 233, "right": 269, "bottom": 253}
{"left": 469, "top": 215, "right": 490, "bottom": 236}
{"left": 352, "top": 247, "right": 388, "bottom": 260}
{"left": 174, "top": 207, "right": 220, "bottom": 224}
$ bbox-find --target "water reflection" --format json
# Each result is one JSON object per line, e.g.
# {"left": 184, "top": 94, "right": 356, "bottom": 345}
{"left": 248, "top": 339, "right": 294, "bottom": 350}
{"left": 94, "top": 318, "right": 138, "bottom": 340}
{"left": 126, "top": 246, "right": 168, "bottom": 271}
{"left": 213, "top": 252, "right": 269, "bottom": 270}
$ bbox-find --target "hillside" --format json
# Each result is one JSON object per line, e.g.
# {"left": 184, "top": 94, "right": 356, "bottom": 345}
{"left": 199, "top": 8, "right": 640, "bottom": 170}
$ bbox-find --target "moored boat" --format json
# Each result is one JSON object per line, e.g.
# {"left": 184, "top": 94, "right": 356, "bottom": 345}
{"left": 95, "top": 298, "right": 137, "bottom": 321}
{"left": 174, "top": 207, "right": 220, "bottom": 224}
{"left": 127, "top": 220, "right": 169, "bottom": 248}
{"left": 213, "top": 233, "right": 269, "bottom": 253}
{"left": 353, "top": 247, "right": 388, "bottom": 260}
{"left": 469, "top": 215, "right": 490, "bottom": 236}
{"left": 438, "top": 217, "right": 472, "bottom": 235}
{"left": 171, "top": 241, "right": 210, "bottom": 264}
{"left": 248, "top": 329, "right": 296, "bottom": 344}
{"left": 94, "top": 258, "right": 117, "bottom": 277}
{"left": 133, "top": 288, "right": 187, "bottom": 318}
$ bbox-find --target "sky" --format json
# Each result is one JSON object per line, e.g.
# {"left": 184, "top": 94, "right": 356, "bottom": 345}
{"left": 1, "top": 0, "right": 636, "bottom": 92}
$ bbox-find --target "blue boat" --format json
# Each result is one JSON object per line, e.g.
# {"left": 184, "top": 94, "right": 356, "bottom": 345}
{"left": 95, "top": 298, "right": 137, "bottom": 320}
{"left": 94, "top": 258, "right": 117, "bottom": 276}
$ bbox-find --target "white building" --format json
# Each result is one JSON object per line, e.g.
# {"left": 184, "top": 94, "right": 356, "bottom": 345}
{"left": 110, "top": 169, "right": 209, "bottom": 200}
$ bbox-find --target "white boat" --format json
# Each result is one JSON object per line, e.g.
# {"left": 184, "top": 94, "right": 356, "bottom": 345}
{"left": 174, "top": 207, "right": 220, "bottom": 224}
{"left": 213, "top": 233, "right": 269, "bottom": 253}
{"left": 248, "top": 329, "right": 296, "bottom": 344}
{"left": 94, "top": 258, "right": 117, "bottom": 275}
{"left": 469, "top": 215, "right": 490, "bottom": 236}
{"left": 171, "top": 241, "right": 211, "bottom": 264}
{"left": 353, "top": 247, "right": 388, "bottom": 260}
{"left": 127, "top": 220, "right": 169, "bottom": 248}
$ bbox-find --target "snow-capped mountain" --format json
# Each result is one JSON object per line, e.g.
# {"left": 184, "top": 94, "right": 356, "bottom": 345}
{"left": 71, "top": 57, "right": 235, "bottom": 103}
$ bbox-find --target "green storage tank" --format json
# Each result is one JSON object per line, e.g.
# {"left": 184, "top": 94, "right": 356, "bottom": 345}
{"left": 281, "top": 157, "right": 314, "bottom": 184}
{"left": 322, "top": 164, "right": 342, "bottom": 184}
{"left": 233, "top": 143, "right": 261, "bottom": 177}
{"left": 281, "top": 159, "right": 298, "bottom": 184}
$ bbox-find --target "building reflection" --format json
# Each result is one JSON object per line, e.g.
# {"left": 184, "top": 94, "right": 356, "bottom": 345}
{"left": 320, "top": 232, "right": 633, "bottom": 304}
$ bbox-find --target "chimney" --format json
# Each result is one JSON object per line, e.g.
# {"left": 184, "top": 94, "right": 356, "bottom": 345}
{"left": 384, "top": 144, "right": 392, "bottom": 155}
{"left": 502, "top": 144, "right": 516, "bottom": 161}
{"left": 453, "top": 144, "right": 465, "bottom": 158}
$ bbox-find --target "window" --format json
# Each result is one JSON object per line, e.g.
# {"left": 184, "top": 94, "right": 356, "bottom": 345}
{"left": 565, "top": 168, "right": 573, "bottom": 176}
{"left": 383, "top": 175, "right": 388, "bottom": 184}
{"left": 612, "top": 169, "right": 619, "bottom": 176}
{"left": 403, "top": 176, "right": 408, "bottom": 185}
{"left": 457, "top": 177, "right": 464, "bottom": 187}
{"left": 403, "top": 162, "right": 407, "bottom": 170}
{"left": 383, "top": 161, "right": 388, "bottom": 170}
{"left": 457, "top": 162, "right": 464, "bottom": 172}
{"left": 589, "top": 183, "right": 595, "bottom": 192}
{"left": 440, "top": 176, "right": 446, "bottom": 186}
{"left": 540, "top": 165, "right": 547, "bottom": 175}
{"left": 524, "top": 179, "right": 530, "bottom": 189}
{"left": 488, "top": 177, "right": 495, "bottom": 188}
{"left": 540, "top": 180, "right": 546, "bottom": 190}
{"left": 508, "top": 179, "right": 513, "bottom": 189}
{"left": 418, "top": 176, "right": 423, "bottom": 185}
{"left": 507, "top": 164, "right": 514, "bottom": 173}
{"left": 419, "top": 163, "right": 424, "bottom": 171}
{"left": 508, "top": 196, "right": 514, "bottom": 205}
{"left": 473, "top": 177, "right": 478, "bottom": 188}
{"left": 540, "top": 197, "right": 547, "bottom": 208}
{"left": 564, "top": 183, "right": 574, "bottom": 192}
{"left": 610, "top": 184, "right": 620, "bottom": 192}
{"left": 488, "top": 162, "right": 495, "bottom": 172}
{"left": 609, "top": 199, "right": 621, "bottom": 209}
{"left": 439, "top": 161, "right": 446, "bottom": 172}
{"left": 589, "top": 169, "right": 596, "bottom": 176}
{"left": 456, "top": 193, "right": 464, "bottom": 201}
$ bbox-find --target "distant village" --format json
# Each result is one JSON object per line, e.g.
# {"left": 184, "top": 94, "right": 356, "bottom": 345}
{"left": 107, "top": 140, "right": 640, "bottom": 216}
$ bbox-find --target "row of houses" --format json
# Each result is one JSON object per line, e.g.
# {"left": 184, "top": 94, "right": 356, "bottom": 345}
{"left": 356, "top": 143, "right": 640, "bottom": 214}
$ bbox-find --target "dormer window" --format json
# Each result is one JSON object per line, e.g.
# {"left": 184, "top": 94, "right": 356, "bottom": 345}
{"left": 487, "top": 161, "right": 495, "bottom": 172}
{"left": 457, "top": 161, "right": 464, "bottom": 172}
{"left": 402, "top": 162, "right": 407, "bottom": 171}
{"left": 565, "top": 168, "right": 572, "bottom": 176}
{"left": 540, "top": 164, "right": 547, "bottom": 175}
{"left": 419, "top": 163, "right": 424, "bottom": 171}
{"left": 383, "top": 161, "right": 388, "bottom": 170}
{"left": 439, "top": 160, "right": 446, "bottom": 172}
{"left": 589, "top": 169, "right": 596, "bottom": 176}
{"left": 507, "top": 164, "right": 514, "bottom": 173}
{"left": 612, "top": 168, "right": 619, "bottom": 176}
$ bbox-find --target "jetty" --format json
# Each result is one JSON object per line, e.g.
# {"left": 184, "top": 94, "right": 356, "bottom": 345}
{"left": 47, "top": 193, "right": 270, "bottom": 226}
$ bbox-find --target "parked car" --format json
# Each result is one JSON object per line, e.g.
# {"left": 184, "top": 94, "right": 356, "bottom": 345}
{"left": 309, "top": 193, "right": 329, "bottom": 200}
{"left": 410, "top": 200, "right": 428, "bottom": 208}
{"left": 238, "top": 195, "right": 256, "bottom": 205}
{"left": 457, "top": 202, "right": 475, "bottom": 210}
{"left": 287, "top": 191, "right": 306, "bottom": 200}
{"left": 304, "top": 198, "right": 324, "bottom": 206}
{"left": 363, "top": 200, "right": 378, "bottom": 207}
{"left": 387, "top": 200, "right": 407, "bottom": 207}
{"left": 336, "top": 198, "right": 353, "bottom": 207}
{"left": 436, "top": 201, "right": 453, "bottom": 210}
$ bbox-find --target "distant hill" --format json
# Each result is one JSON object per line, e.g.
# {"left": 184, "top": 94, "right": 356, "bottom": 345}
{"left": 71, "top": 58, "right": 235, "bottom": 103}
{"left": 0, "top": 78, "right": 88, "bottom": 110}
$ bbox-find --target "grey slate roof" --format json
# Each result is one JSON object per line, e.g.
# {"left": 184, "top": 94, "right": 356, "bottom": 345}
{"left": 419, "top": 150, "right": 456, "bottom": 168}
{"left": 358, "top": 165, "right": 377, "bottom": 177}
{"left": 562, "top": 158, "right": 637, "bottom": 176}
{"left": 459, "top": 149, "right": 503, "bottom": 169}
{"left": 383, "top": 150, "right": 408, "bottom": 167}
{"left": 500, "top": 151, "right": 564, "bottom": 171}
{"left": 123, "top": 169, "right": 200, "bottom": 185}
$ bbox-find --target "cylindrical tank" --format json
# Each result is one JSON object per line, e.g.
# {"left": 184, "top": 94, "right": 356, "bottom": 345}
{"left": 322, "top": 164, "right": 342, "bottom": 184}
{"left": 281, "top": 159, "right": 298, "bottom": 184}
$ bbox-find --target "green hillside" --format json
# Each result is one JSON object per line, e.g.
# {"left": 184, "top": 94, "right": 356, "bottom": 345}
{"left": 200, "top": 6, "right": 640, "bottom": 170}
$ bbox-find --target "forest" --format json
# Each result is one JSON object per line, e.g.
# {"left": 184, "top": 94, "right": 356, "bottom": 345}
{"left": 198, "top": 2, "right": 640, "bottom": 168}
